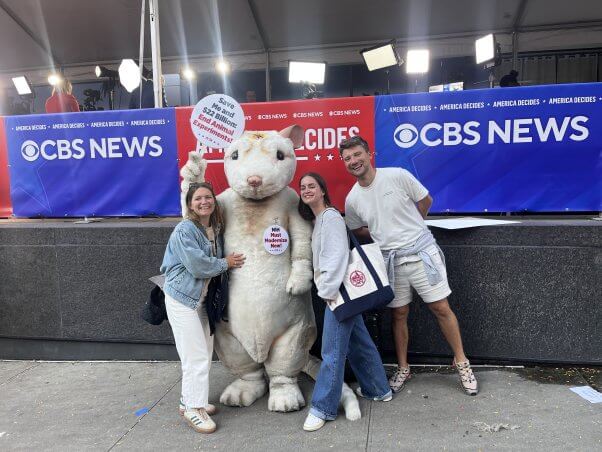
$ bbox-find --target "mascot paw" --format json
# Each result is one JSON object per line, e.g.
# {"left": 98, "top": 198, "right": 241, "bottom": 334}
{"left": 220, "top": 377, "right": 267, "bottom": 407}
{"left": 180, "top": 151, "right": 207, "bottom": 181}
{"left": 341, "top": 384, "right": 361, "bottom": 421}
{"left": 268, "top": 377, "right": 305, "bottom": 412}
{"left": 285, "top": 277, "right": 311, "bottom": 296}
{"left": 286, "top": 261, "right": 313, "bottom": 295}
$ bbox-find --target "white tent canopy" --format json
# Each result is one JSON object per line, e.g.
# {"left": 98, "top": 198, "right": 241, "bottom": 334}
{"left": 0, "top": 0, "right": 601, "bottom": 87}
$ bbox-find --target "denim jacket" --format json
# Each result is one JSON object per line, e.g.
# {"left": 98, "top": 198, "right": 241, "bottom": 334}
{"left": 160, "top": 219, "right": 228, "bottom": 309}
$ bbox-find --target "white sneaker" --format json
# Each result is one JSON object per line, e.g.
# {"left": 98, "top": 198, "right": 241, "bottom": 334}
{"left": 179, "top": 399, "right": 217, "bottom": 416}
{"left": 183, "top": 408, "right": 216, "bottom": 434}
{"left": 303, "top": 413, "right": 326, "bottom": 432}
{"left": 355, "top": 387, "right": 393, "bottom": 402}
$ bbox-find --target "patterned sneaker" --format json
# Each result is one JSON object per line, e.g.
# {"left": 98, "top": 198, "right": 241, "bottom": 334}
{"left": 388, "top": 366, "right": 411, "bottom": 393}
{"left": 183, "top": 408, "right": 216, "bottom": 434}
{"left": 179, "top": 399, "right": 217, "bottom": 416}
{"left": 453, "top": 359, "right": 478, "bottom": 396}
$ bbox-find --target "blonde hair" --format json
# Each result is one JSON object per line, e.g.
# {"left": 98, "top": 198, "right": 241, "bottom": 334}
{"left": 52, "top": 79, "right": 73, "bottom": 96}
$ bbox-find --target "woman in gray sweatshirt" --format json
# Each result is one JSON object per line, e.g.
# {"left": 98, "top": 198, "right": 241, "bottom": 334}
{"left": 298, "top": 172, "right": 391, "bottom": 432}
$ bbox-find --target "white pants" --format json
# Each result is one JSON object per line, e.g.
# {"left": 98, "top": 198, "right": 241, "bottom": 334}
{"left": 165, "top": 293, "right": 214, "bottom": 409}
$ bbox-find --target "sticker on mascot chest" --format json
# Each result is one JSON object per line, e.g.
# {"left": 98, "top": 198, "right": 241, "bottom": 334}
{"left": 263, "top": 224, "right": 289, "bottom": 255}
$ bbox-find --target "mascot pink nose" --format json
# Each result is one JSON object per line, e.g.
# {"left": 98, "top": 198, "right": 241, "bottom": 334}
{"left": 247, "top": 176, "right": 263, "bottom": 187}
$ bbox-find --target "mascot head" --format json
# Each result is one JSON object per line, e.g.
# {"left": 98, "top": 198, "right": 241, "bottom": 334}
{"left": 223, "top": 125, "right": 304, "bottom": 200}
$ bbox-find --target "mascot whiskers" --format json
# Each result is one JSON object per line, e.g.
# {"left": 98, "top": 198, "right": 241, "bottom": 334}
{"left": 180, "top": 125, "right": 360, "bottom": 419}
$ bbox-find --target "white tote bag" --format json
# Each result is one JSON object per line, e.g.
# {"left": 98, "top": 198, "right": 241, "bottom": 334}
{"left": 327, "top": 228, "right": 394, "bottom": 321}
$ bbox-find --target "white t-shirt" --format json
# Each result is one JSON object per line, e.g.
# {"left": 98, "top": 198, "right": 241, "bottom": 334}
{"left": 345, "top": 168, "right": 429, "bottom": 255}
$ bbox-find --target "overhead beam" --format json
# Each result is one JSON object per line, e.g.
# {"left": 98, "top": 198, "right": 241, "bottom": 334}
{"left": 511, "top": 0, "right": 528, "bottom": 70}
{"left": 247, "top": 0, "right": 269, "bottom": 50}
{"left": 0, "top": 0, "right": 62, "bottom": 67}
{"left": 512, "top": 0, "right": 529, "bottom": 30}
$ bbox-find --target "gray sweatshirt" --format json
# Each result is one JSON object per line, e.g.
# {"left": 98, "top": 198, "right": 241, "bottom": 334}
{"left": 312, "top": 208, "right": 349, "bottom": 300}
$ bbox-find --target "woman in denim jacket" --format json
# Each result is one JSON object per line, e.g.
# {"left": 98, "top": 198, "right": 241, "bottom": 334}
{"left": 298, "top": 173, "right": 391, "bottom": 432}
{"left": 161, "top": 182, "right": 245, "bottom": 434}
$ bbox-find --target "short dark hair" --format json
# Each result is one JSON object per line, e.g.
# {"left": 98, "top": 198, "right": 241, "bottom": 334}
{"left": 338, "top": 135, "right": 370, "bottom": 156}
{"left": 297, "top": 172, "right": 332, "bottom": 221}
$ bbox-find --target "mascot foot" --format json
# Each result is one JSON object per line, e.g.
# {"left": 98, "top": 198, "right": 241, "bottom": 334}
{"left": 341, "top": 383, "right": 361, "bottom": 421}
{"left": 220, "top": 370, "right": 267, "bottom": 407}
{"left": 268, "top": 376, "right": 305, "bottom": 412}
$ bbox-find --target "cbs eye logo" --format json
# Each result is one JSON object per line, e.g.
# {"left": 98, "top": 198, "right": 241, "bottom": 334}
{"left": 393, "top": 124, "right": 419, "bottom": 149}
{"left": 21, "top": 140, "right": 40, "bottom": 162}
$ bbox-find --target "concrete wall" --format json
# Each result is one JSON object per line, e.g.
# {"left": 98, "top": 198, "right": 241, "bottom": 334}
{"left": 0, "top": 219, "right": 600, "bottom": 364}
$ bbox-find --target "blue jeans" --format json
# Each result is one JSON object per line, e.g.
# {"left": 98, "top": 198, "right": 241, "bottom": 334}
{"left": 309, "top": 308, "right": 391, "bottom": 420}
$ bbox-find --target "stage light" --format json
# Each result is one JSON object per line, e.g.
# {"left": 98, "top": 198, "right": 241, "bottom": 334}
{"left": 12, "top": 76, "right": 32, "bottom": 95}
{"left": 215, "top": 60, "right": 230, "bottom": 75}
{"left": 475, "top": 34, "right": 496, "bottom": 65}
{"left": 361, "top": 42, "right": 400, "bottom": 71}
{"left": 48, "top": 73, "right": 63, "bottom": 86}
{"left": 95, "top": 65, "right": 118, "bottom": 79}
{"left": 406, "top": 49, "right": 430, "bottom": 74}
{"left": 288, "top": 61, "right": 326, "bottom": 84}
{"left": 119, "top": 59, "right": 141, "bottom": 93}
{"left": 182, "top": 67, "right": 196, "bottom": 80}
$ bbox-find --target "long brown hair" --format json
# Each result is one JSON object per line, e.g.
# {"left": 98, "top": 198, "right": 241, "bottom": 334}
{"left": 298, "top": 172, "right": 332, "bottom": 221}
{"left": 185, "top": 182, "right": 224, "bottom": 232}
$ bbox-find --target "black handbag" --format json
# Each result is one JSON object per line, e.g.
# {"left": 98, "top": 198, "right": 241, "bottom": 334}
{"left": 141, "top": 284, "right": 168, "bottom": 325}
{"left": 205, "top": 233, "right": 229, "bottom": 335}
{"left": 205, "top": 270, "right": 229, "bottom": 335}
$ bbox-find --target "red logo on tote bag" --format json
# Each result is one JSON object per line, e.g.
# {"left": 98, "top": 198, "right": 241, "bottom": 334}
{"left": 349, "top": 270, "right": 366, "bottom": 287}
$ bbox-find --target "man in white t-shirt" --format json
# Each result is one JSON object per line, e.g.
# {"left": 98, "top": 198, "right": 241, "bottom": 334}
{"left": 339, "top": 136, "right": 478, "bottom": 396}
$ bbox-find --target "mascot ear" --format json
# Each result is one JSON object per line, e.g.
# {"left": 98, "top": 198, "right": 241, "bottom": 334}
{"left": 279, "top": 124, "right": 305, "bottom": 149}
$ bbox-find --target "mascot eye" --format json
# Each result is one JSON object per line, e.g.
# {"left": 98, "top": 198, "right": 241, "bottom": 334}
{"left": 231, "top": 150, "right": 238, "bottom": 160}
{"left": 276, "top": 150, "right": 285, "bottom": 160}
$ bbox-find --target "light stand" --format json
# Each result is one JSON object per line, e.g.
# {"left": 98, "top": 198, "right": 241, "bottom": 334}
{"left": 95, "top": 65, "right": 119, "bottom": 110}
{"left": 475, "top": 34, "right": 502, "bottom": 88}
{"left": 385, "top": 69, "right": 391, "bottom": 94}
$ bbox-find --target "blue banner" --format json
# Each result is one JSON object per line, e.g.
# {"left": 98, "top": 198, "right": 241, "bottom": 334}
{"left": 5, "top": 109, "right": 180, "bottom": 217}
{"left": 375, "top": 83, "right": 602, "bottom": 212}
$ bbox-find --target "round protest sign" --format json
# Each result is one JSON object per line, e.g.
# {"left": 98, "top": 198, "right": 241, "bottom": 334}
{"left": 263, "top": 224, "right": 289, "bottom": 255}
{"left": 190, "top": 94, "right": 245, "bottom": 149}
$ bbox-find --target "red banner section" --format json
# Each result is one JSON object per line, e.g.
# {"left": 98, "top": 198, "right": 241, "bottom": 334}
{"left": 0, "top": 117, "right": 13, "bottom": 217}
{"left": 176, "top": 96, "right": 375, "bottom": 210}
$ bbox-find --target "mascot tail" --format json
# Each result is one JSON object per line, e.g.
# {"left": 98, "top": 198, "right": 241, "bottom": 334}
{"left": 303, "top": 355, "right": 361, "bottom": 421}
{"left": 179, "top": 151, "right": 208, "bottom": 217}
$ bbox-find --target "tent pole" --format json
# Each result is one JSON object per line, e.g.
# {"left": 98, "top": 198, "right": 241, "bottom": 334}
{"left": 149, "top": 0, "right": 163, "bottom": 107}
{"left": 138, "top": 0, "right": 146, "bottom": 108}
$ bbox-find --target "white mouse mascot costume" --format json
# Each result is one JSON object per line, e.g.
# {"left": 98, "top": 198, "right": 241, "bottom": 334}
{"left": 180, "top": 125, "right": 359, "bottom": 418}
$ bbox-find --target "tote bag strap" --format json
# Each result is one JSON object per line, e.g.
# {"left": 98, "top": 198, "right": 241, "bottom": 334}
{"left": 346, "top": 226, "right": 385, "bottom": 290}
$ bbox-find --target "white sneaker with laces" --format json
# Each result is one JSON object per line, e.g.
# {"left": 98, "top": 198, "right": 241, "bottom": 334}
{"left": 183, "top": 408, "right": 216, "bottom": 434}
{"left": 303, "top": 413, "right": 326, "bottom": 432}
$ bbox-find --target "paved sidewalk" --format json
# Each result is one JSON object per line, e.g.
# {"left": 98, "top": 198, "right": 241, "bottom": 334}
{"left": 0, "top": 361, "right": 600, "bottom": 451}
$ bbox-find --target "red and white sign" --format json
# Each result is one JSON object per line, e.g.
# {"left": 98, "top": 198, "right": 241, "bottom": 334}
{"left": 190, "top": 94, "right": 245, "bottom": 149}
{"left": 176, "top": 96, "right": 375, "bottom": 210}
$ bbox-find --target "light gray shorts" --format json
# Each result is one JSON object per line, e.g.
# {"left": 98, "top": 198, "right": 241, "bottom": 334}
{"left": 387, "top": 248, "right": 452, "bottom": 308}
